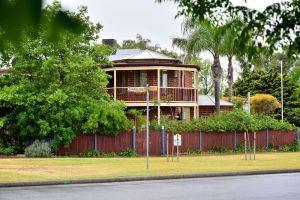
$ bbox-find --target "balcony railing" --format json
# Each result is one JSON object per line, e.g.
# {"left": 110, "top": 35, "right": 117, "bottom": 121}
{"left": 160, "top": 87, "right": 196, "bottom": 102}
{"left": 107, "top": 87, "right": 197, "bottom": 102}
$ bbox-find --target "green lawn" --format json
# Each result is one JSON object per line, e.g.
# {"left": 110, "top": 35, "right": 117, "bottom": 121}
{"left": 0, "top": 152, "right": 300, "bottom": 183}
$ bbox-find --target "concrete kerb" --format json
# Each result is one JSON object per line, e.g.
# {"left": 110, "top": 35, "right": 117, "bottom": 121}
{"left": 1, "top": 168, "right": 300, "bottom": 188}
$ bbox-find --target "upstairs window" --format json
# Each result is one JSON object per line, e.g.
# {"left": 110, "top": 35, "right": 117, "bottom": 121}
{"left": 135, "top": 71, "right": 147, "bottom": 87}
{"left": 161, "top": 70, "right": 168, "bottom": 88}
{"left": 117, "top": 71, "right": 126, "bottom": 87}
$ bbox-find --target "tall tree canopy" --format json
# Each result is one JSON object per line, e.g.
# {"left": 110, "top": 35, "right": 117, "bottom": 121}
{"left": 233, "top": 69, "right": 300, "bottom": 126}
{"left": 0, "top": 2, "right": 129, "bottom": 150}
{"left": 157, "top": 0, "right": 300, "bottom": 57}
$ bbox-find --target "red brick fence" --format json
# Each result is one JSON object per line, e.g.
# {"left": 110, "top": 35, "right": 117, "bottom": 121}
{"left": 58, "top": 129, "right": 298, "bottom": 156}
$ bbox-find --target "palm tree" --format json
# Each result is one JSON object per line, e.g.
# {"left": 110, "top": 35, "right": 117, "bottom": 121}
{"left": 220, "top": 20, "right": 241, "bottom": 102}
{"left": 173, "top": 20, "right": 224, "bottom": 112}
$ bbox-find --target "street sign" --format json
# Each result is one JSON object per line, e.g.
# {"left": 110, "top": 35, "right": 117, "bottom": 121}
{"left": 128, "top": 86, "right": 157, "bottom": 93}
{"left": 128, "top": 87, "right": 146, "bottom": 93}
{"left": 173, "top": 134, "right": 182, "bottom": 146}
{"left": 149, "top": 86, "right": 158, "bottom": 91}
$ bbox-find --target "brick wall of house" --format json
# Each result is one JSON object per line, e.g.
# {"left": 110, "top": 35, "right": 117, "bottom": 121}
{"left": 148, "top": 70, "right": 158, "bottom": 86}
{"left": 127, "top": 71, "right": 135, "bottom": 87}
{"left": 184, "top": 71, "right": 193, "bottom": 88}
{"left": 167, "top": 70, "right": 179, "bottom": 87}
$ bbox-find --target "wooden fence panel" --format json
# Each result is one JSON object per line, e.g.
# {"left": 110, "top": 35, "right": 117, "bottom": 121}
{"left": 202, "top": 132, "right": 234, "bottom": 151}
{"left": 180, "top": 132, "right": 200, "bottom": 152}
{"left": 136, "top": 131, "right": 162, "bottom": 155}
{"left": 97, "top": 131, "right": 132, "bottom": 152}
{"left": 236, "top": 130, "right": 266, "bottom": 148}
{"left": 57, "top": 129, "right": 297, "bottom": 156}
{"left": 58, "top": 134, "right": 93, "bottom": 155}
{"left": 269, "top": 130, "right": 296, "bottom": 147}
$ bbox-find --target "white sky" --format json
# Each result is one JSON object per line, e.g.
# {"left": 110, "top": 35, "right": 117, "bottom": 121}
{"left": 45, "top": 0, "right": 280, "bottom": 50}
{"left": 44, "top": 0, "right": 280, "bottom": 78}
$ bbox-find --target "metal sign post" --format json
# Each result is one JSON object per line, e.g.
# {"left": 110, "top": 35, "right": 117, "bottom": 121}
{"left": 280, "top": 60, "right": 284, "bottom": 122}
{"left": 166, "top": 133, "right": 169, "bottom": 162}
{"left": 244, "top": 132, "right": 247, "bottom": 160}
{"left": 173, "top": 134, "right": 181, "bottom": 162}
{"left": 146, "top": 84, "right": 149, "bottom": 170}
{"left": 253, "top": 132, "right": 256, "bottom": 160}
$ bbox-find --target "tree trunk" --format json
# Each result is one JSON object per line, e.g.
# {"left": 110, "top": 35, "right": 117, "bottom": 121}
{"left": 211, "top": 55, "right": 222, "bottom": 113}
{"left": 227, "top": 56, "right": 233, "bottom": 102}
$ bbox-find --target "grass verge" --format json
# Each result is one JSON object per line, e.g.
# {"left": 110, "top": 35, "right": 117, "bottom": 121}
{"left": 0, "top": 152, "right": 300, "bottom": 183}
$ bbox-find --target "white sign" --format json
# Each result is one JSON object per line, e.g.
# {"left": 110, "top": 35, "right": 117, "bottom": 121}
{"left": 128, "top": 87, "right": 146, "bottom": 93}
{"left": 243, "top": 105, "right": 250, "bottom": 113}
{"left": 173, "top": 134, "right": 182, "bottom": 146}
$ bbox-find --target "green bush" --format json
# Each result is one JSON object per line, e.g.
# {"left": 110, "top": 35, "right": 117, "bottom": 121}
{"left": 0, "top": 146, "right": 14, "bottom": 156}
{"left": 279, "top": 142, "right": 300, "bottom": 152}
{"left": 207, "top": 146, "right": 229, "bottom": 153}
{"left": 24, "top": 140, "right": 52, "bottom": 157}
{"left": 118, "top": 148, "right": 138, "bottom": 157}
{"left": 151, "top": 110, "right": 295, "bottom": 133}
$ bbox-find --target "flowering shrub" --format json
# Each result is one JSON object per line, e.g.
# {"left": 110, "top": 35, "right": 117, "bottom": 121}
{"left": 251, "top": 94, "right": 280, "bottom": 115}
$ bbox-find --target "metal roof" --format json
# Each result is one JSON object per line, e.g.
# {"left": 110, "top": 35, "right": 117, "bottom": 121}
{"left": 198, "top": 95, "right": 233, "bottom": 106}
{"left": 109, "top": 49, "right": 179, "bottom": 62}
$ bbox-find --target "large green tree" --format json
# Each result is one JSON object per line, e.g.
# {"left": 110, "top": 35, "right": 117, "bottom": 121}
{"left": 0, "top": 2, "right": 129, "bottom": 151}
{"left": 233, "top": 70, "right": 300, "bottom": 126}
{"left": 157, "top": 0, "right": 300, "bottom": 57}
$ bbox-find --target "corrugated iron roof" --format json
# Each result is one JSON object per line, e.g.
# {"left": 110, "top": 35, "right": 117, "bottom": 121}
{"left": 109, "top": 49, "right": 179, "bottom": 62}
{"left": 198, "top": 95, "right": 233, "bottom": 106}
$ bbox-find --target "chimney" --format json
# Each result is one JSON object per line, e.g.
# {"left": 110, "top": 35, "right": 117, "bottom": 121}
{"left": 102, "top": 39, "right": 118, "bottom": 48}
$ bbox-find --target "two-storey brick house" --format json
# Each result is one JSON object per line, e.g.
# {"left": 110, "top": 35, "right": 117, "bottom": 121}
{"left": 103, "top": 49, "right": 199, "bottom": 121}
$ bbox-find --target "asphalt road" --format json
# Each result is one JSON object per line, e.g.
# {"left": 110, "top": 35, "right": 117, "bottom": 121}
{"left": 1, "top": 173, "right": 300, "bottom": 200}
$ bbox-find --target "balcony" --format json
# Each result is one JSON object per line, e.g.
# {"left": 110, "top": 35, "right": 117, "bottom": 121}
{"left": 107, "top": 87, "right": 197, "bottom": 103}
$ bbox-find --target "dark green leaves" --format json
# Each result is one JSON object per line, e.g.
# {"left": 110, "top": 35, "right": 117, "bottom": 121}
{"left": 0, "top": 0, "right": 84, "bottom": 51}
{"left": 157, "top": 0, "right": 300, "bottom": 57}
{"left": 0, "top": 2, "right": 129, "bottom": 150}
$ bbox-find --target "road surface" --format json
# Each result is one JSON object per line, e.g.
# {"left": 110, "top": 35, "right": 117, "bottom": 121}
{"left": 1, "top": 173, "right": 299, "bottom": 200}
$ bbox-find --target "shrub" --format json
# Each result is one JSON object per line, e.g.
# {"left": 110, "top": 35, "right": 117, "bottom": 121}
{"left": 251, "top": 94, "right": 281, "bottom": 115}
{"left": 0, "top": 146, "right": 14, "bottom": 156}
{"left": 279, "top": 142, "right": 300, "bottom": 152}
{"left": 151, "top": 110, "right": 295, "bottom": 133}
{"left": 24, "top": 140, "right": 52, "bottom": 157}
{"left": 118, "top": 148, "right": 138, "bottom": 157}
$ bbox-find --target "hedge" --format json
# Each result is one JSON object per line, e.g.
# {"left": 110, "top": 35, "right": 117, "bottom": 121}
{"left": 150, "top": 110, "right": 295, "bottom": 133}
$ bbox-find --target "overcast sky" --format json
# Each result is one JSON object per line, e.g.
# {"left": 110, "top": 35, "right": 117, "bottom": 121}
{"left": 45, "top": 0, "right": 280, "bottom": 50}
{"left": 44, "top": 0, "right": 280, "bottom": 78}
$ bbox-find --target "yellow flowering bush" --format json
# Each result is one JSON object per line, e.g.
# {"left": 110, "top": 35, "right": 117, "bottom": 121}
{"left": 251, "top": 94, "right": 280, "bottom": 115}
